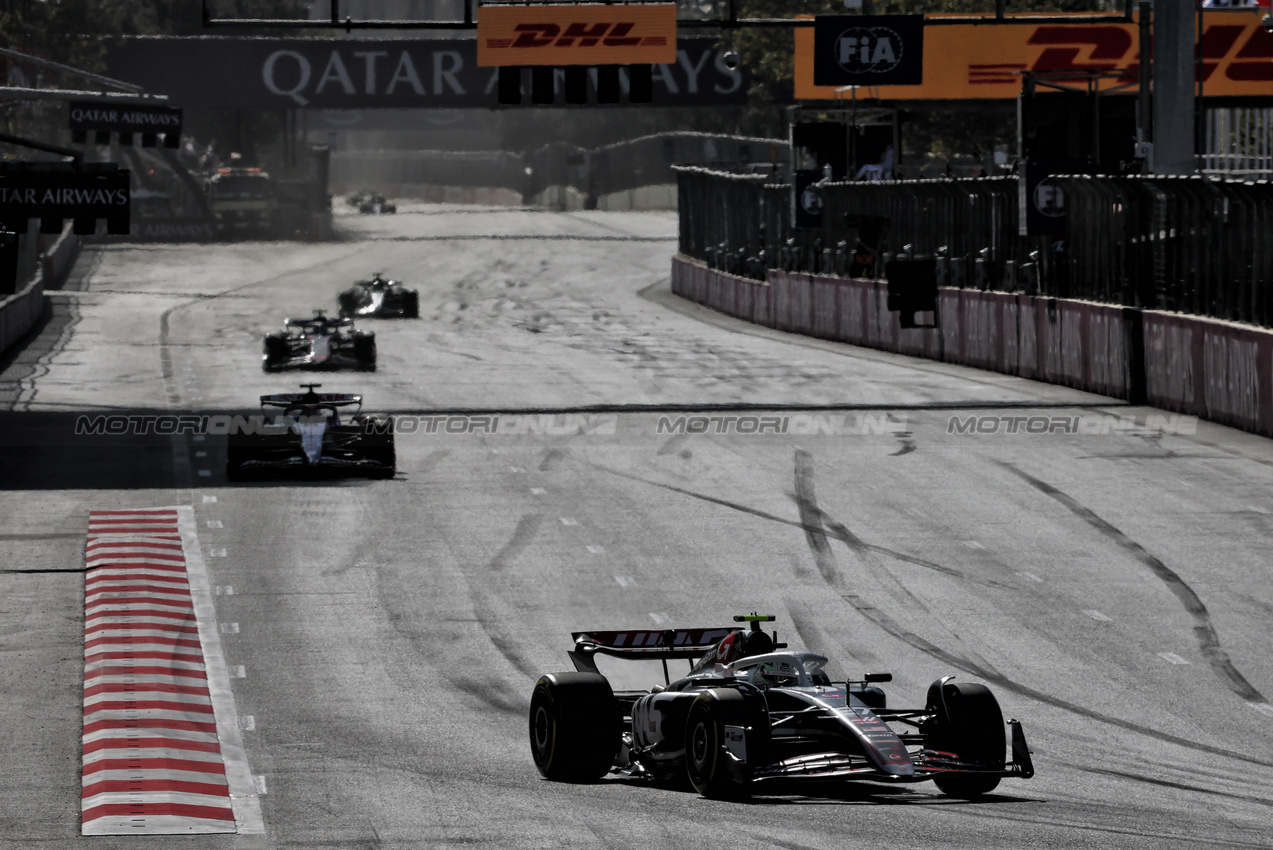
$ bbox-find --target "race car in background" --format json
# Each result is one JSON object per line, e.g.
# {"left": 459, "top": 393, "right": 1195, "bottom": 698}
{"left": 529, "top": 614, "right": 1034, "bottom": 799}
{"left": 337, "top": 273, "right": 419, "bottom": 319}
{"left": 225, "top": 384, "right": 395, "bottom": 480}
{"left": 263, "top": 311, "right": 376, "bottom": 371}
{"left": 358, "top": 193, "right": 396, "bottom": 214}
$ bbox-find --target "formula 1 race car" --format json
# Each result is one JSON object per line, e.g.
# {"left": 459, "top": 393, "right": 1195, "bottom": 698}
{"left": 225, "top": 384, "right": 395, "bottom": 480}
{"left": 358, "top": 193, "right": 396, "bottom": 215}
{"left": 337, "top": 273, "right": 419, "bottom": 319}
{"left": 263, "top": 311, "right": 376, "bottom": 371}
{"left": 529, "top": 615, "right": 1034, "bottom": 799}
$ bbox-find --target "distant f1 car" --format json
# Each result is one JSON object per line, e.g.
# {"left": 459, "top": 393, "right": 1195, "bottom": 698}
{"left": 337, "top": 273, "right": 419, "bottom": 319}
{"left": 529, "top": 614, "right": 1034, "bottom": 799}
{"left": 225, "top": 384, "right": 395, "bottom": 480}
{"left": 263, "top": 311, "right": 376, "bottom": 371}
{"left": 358, "top": 194, "right": 396, "bottom": 215}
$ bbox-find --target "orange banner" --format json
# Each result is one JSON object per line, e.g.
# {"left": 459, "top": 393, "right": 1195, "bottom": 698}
{"left": 796, "top": 10, "right": 1273, "bottom": 101}
{"left": 477, "top": 4, "right": 677, "bottom": 67}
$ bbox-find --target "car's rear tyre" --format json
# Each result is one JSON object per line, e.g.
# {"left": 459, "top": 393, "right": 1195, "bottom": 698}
{"left": 353, "top": 332, "right": 376, "bottom": 370}
{"left": 685, "top": 688, "right": 767, "bottom": 799}
{"left": 528, "top": 672, "right": 620, "bottom": 782}
{"left": 925, "top": 680, "right": 1005, "bottom": 798}
{"left": 401, "top": 291, "right": 419, "bottom": 319}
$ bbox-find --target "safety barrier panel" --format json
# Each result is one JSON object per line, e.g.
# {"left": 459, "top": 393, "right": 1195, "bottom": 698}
{"left": 676, "top": 254, "right": 1273, "bottom": 438}
{"left": 0, "top": 225, "right": 79, "bottom": 357}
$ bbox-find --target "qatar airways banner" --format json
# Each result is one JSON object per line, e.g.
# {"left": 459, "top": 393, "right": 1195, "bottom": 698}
{"left": 101, "top": 36, "right": 745, "bottom": 109}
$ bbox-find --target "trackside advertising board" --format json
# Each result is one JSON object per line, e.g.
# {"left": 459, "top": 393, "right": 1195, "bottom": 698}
{"left": 796, "top": 9, "right": 1273, "bottom": 100}
{"left": 102, "top": 36, "right": 737, "bottom": 108}
{"left": 477, "top": 4, "right": 678, "bottom": 67}
{"left": 813, "top": 16, "right": 924, "bottom": 86}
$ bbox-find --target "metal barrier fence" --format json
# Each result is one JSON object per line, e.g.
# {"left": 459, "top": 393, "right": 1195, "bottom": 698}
{"left": 677, "top": 167, "right": 1273, "bottom": 328}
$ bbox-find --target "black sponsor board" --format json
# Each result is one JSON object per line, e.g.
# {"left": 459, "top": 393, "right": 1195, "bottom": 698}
{"left": 0, "top": 163, "right": 130, "bottom": 235}
{"left": 101, "top": 36, "right": 745, "bottom": 109}
{"left": 69, "top": 101, "right": 183, "bottom": 147}
{"left": 813, "top": 15, "right": 924, "bottom": 87}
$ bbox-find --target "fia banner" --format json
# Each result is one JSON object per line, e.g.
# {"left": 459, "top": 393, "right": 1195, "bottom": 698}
{"left": 813, "top": 15, "right": 924, "bottom": 87}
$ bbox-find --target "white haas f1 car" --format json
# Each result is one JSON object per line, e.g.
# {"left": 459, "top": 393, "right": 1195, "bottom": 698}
{"left": 529, "top": 615, "right": 1034, "bottom": 799}
{"left": 263, "top": 312, "right": 376, "bottom": 372}
{"left": 225, "top": 385, "right": 395, "bottom": 480}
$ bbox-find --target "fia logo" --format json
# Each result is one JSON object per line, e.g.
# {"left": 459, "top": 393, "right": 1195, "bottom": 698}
{"left": 801, "top": 186, "right": 824, "bottom": 216}
{"left": 834, "top": 27, "right": 904, "bottom": 76}
{"left": 1033, "top": 179, "right": 1065, "bottom": 218}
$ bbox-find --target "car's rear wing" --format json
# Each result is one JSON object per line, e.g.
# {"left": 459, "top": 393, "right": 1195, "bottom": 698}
{"left": 569, "top": 627, "right": 742, "bottom": 677}
{"left": 260, "top": 392, "right": 362, "bottom": 409}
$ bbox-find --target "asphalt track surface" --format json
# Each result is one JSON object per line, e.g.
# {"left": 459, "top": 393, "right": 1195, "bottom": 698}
{"left": 2, "top": 204, "right": 1272, "bottom": 850}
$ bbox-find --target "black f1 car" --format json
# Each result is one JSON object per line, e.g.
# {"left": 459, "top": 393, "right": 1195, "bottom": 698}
{"left": 263, "top": 311, "right": 376, "bottom": 372}
{"left": 337, "top": 273, "right": 419, "bottom": 319}
{"left": 358, "top": 194, "right": 396, "bottom": 214}
{"left": 529, "top": 615, "right": 1034, "bottom": 799}
{"left": 225, "top": 384, "right": 395, "bottom": 480}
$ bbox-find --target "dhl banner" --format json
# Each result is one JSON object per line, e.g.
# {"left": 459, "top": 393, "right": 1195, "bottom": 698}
{"left": 477, "top": 4, "right": 677, "bottom": 67}
{"left": 795, "top": 10, "right": 1273, "bottom": 101}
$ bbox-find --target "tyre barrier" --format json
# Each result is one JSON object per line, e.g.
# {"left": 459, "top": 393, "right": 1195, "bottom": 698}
{"left": 674, "top": 254, "right": 1273, "bottom": 438}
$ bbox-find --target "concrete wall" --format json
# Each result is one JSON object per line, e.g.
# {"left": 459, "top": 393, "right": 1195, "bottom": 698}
{"left": 673, "top": 256, "right": 1273, "bottom": 438}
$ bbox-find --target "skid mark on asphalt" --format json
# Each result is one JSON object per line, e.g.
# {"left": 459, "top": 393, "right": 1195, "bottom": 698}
{"left": 998, "top": 461, "right": 1268, "bottom": 706}
{"left": 1072, "top": 764, "right": 1273, "bottom": 809}
{"left": 792, "top": 450, "right": 839, "bottom": 586}
{"left": 539, "top": 447, "right": 566, "bottom": 471}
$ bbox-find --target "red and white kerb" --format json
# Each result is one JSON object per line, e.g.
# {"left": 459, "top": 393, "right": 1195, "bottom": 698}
{"left": 81, "top": 509, "right": 236, "bottom": 835}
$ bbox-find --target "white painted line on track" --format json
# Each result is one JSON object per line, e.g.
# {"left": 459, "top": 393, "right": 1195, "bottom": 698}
{"left": 220, "top": 623, "right": 239, "bottom": 634}
{"left": 210, "top": 548, "right": 226, "bottom": 558}
{"left": 215, "top": 586, "right": 234, "bottom": 596}
{"left": 1083, "top": 609, "right": 1113, "bottom": 622}
{"left": 253, "top": 775, "right": 267, "bottom": 795}
{"left": 239, "top": 715, "right": 255, "bottom": 731}
{"left": 587, "top": 545, "right": 606, "bottom": 554}
{"left": 206, "top": 520, "right": 223, "bottom": 529}
{"left": 1157, "top": 652, "right": 1190, "bottom": 665}
{"left": 509, "top": 466, "right": 526, "bottom": 473}
{"left": 530, "top": 487, "right": 546, "bottom": 495}
{"left": 961, "top": 540, "right": 985, "bottom": 550}
{"left": 229, "top": 666, "right": 246, "bottom": 679}
{"left": 648, "top": 612, "right": 671, "bottom": 625}
{"left": 176, "top": 506, "right": 264, "bottom": 836}
{"left": 1016, "top": 572, "right": 1043, "bottom": 582}
{"left": 202, "top": 496, "right": 217, "bottom": 504}
{"left": 560, "top": 517, "right": 577, "bottom": 526}
{"left": 614, "top": 576, "right": 636, "bottom": 587}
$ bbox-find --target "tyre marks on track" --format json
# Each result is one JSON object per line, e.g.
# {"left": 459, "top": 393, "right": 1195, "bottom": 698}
{"left": 998, "top": 461, "right": 1269, "bottom": 707}
{"left": 81, "top": 508, "right": 262, "bottom": 835}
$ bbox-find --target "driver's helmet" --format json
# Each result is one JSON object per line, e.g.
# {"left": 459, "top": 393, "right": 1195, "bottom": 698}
{"left": 747, "top": 659, "right": 799, "bottom": 688}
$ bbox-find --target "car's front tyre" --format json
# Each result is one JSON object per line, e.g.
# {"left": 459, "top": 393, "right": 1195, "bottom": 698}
{"left": 925, "top": 680, "right": 1005, "bottom": 798}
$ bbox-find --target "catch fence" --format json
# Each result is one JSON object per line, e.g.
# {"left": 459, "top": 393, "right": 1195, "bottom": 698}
{"left": 677, "top": 167, "right": 1273, "bottom": 328}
